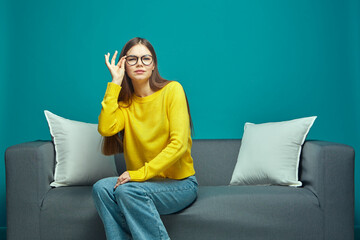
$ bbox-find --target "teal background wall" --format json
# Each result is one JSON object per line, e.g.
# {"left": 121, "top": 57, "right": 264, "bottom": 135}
{"left": 1, "top": 0, "right": 359, "bottom": 238}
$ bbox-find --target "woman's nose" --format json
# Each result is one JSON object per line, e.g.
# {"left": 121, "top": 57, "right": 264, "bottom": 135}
{"left": 136, "top": 60, "right": 143, "bottom": 67}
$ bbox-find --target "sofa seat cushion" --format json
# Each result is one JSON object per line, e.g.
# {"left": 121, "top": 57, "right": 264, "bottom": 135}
{"left": 40, "top": 185, "right": 323, "bottom": 240}
{"left": 40, "top": 186, "right": 105, "bottom": 240}
{"left": 161, "top": 185, "right": 323, "bottom": 240}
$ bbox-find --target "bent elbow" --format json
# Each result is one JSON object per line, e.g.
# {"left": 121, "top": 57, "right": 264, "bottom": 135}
{"left": 98, "top": 125, "right": 115, "bottom": 137}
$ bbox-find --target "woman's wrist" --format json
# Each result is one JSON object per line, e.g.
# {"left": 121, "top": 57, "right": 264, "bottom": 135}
{"left": 111, "top": 79, "right": 122, "bottom": 86}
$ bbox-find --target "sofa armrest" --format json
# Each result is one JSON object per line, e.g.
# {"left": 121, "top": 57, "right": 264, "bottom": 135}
{"left": 300, "top": 140, "right": 355, "bottom": 240}
{"left": 5, "top": 140, "right": 55, "bottom": 240}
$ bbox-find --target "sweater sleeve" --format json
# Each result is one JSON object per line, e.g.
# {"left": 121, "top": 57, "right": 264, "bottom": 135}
{"left": 98, "top": 82, "right": 125, "bottom": 137}
{"left": 127, "top": 82, "right": 190, "bottom": 181}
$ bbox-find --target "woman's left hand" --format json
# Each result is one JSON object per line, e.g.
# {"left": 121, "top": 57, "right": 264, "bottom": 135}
{"left": 114, "top": 171, "right": 131, "bottom": 190}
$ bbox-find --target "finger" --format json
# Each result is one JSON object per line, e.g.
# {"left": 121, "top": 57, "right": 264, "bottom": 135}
{"left": 114, "top": 180, "right": 121, "bottom": 189}
{"left": 120, "top": 178, "right": 129, "bottom": 184}
{"left": 105, "top": 53, "right": 110, "bottom": 67}
{"left": 121, "top": 56, "right": 127, "bottom": 68}
{"left": 114, "top": 178, "right": 128, "bottom": 189}
{"left": 111, "top": 50, "right": 118, "bottom": 65}
{"left": 117, "top": 55, "right": 126, "bottom": 67}
{"left": 116, "top": 56, "right": 123, "bottom": 67}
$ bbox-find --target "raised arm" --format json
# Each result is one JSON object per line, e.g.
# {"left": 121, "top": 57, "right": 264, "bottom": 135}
{"left": 98, "top": 82, "right": 125, "bottom": 136}
{"left": 98, "top": 50, "right": 128, "bottom": 136}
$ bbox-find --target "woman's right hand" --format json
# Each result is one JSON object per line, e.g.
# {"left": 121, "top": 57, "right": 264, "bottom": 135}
{"left": 105, "top": 50, "right": 127, "bottom": 86}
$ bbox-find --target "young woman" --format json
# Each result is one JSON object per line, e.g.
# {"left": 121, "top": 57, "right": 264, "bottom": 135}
{"left": 92, "top": 37, "right": 198, "bottom": 240}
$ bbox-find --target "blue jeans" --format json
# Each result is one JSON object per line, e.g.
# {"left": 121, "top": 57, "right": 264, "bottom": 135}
{"left": 92, "top": 175, "right": 198, "bottom": 240}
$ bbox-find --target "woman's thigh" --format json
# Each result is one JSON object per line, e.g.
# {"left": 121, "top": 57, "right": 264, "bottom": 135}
{"left": 94, "top": 175, "right": 198, "bottom": 215}
{"left": 120, "top": 175, "right": 198, "bottom": 215}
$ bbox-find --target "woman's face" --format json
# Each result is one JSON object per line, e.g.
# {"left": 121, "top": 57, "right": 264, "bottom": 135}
{"left": 125, "top": 44, "right": 155, "bottom": 84}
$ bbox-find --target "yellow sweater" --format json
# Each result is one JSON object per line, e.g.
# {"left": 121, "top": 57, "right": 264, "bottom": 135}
{"left": 98, "top": 81, "right": 196, "bottom": 181}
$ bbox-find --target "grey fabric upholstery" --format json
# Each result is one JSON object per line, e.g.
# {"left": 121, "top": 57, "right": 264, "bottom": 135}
{"left": 5, "top": 139, "right": 354, "bottom": 240}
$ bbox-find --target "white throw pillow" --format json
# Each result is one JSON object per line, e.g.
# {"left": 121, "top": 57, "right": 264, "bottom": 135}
{"left": 44, "top": 110, "right": 118, "bottom": 187}
{"left": 229, "top": 116, "right": 317, "bottom": 187}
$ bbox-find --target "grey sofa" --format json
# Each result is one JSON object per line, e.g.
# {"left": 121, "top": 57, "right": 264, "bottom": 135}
{"left": 5, "top": 139, "right": 355, "bottom": 240}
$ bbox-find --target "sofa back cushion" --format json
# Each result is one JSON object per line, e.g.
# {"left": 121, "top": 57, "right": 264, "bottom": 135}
{"left": 191, "top": 139, "right": 242, "bottom": 186}
{"left": 115, "top": 139, "right": 242, "bottom": 186}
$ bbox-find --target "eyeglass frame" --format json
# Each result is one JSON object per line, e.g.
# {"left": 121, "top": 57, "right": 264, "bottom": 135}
{"left": 125, "top": 54, "right": 153, "bottom": 66}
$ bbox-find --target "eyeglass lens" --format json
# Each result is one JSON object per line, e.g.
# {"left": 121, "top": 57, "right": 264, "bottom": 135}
{"left": 126, "top": 55, "right": 153, "bottom": 66}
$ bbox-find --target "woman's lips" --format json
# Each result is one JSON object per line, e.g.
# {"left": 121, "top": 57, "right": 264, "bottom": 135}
{"left": 135, "top": 70, "right": 145, "bottom": 74}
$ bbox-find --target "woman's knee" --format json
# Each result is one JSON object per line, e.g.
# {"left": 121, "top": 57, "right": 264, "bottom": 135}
{"left": 92, "top": 177, "right": 117, "bottom": 195}
{"left": 113, "top": 182, "right": 145, "bottom": 202}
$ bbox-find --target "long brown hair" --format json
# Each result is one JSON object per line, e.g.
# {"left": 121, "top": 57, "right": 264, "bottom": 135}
{"left": 101, "top": 37, "right": 194, "bottom": 155}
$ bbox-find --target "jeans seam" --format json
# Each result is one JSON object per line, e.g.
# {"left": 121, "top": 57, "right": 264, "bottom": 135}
{"left": 118, "top": 211, "right": 128, "bottom": 236}
{"left": 139, "top": 182, "right": 197, "bottom": 195}
{"left": 143, "top": 191, "right": 165, "bottom": 240}
{"left": 139, "top": 185, "right": 195, "bottom": 240}
{"left": 135, "top": 185, "right": 165, "bottom": 240}
{"left": 134, "top": 181, "right": 197, "bottom": 240}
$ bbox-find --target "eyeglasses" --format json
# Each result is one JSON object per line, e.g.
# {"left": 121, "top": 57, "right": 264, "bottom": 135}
{"left": 125, "top": 54, "right": 153, "bottom": 66}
